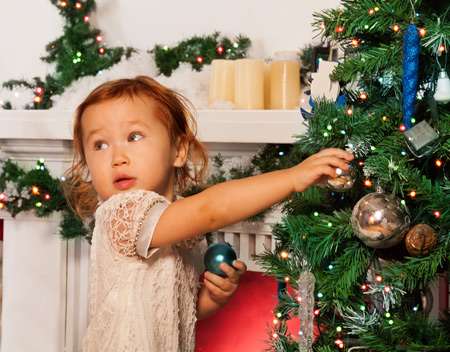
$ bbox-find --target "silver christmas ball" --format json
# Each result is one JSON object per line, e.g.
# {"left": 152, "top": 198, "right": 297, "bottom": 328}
{"left": 327, "top": 167, "right": 355, "bottom": 192}
{"left": 351, "top": 192, "right": 410, "bottom": 248}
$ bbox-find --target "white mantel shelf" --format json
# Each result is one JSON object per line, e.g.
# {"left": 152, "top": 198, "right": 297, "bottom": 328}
{"left": 0, "top": 109, "right": 306, "bottom": 144}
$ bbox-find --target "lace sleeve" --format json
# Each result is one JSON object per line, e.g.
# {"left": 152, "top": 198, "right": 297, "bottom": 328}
{"left": 105, "top": 190, "right": 169, "bottom": 258}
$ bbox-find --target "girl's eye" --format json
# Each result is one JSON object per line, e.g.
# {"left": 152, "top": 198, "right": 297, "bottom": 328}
{"left": 129, "top": 132, "right": 143, "bottom": 142}
{"left": 94, "top": 141, "right": 108, "bottom": 150}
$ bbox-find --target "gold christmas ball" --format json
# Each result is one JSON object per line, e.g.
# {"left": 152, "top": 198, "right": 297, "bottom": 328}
{"left": 351, "top": 192, "right": 410, "bottom": 248}
{"left": 405, "top": 224, "right": 437, "bottom": 256}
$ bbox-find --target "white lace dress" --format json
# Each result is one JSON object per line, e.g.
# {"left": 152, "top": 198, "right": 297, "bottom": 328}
{"left": 82, "top": 189, "right": 207, "bottom": 352}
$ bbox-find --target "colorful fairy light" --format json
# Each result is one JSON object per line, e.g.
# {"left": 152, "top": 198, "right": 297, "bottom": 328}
{"left": 216, "top": 46, "right": 224, "bottom": 55}
{"left": 335, "top": 339, "right": 344, "bottom": 349}
{"left": 364, "top": 179, "right": 372, "bottom": 187}
{"left": 196, "top": 56, "right": 204, "bottom": 64}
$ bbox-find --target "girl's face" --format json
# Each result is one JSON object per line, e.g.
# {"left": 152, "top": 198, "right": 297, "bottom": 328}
{"left": 81, "top": 95, "right": 186, "bottom": 202}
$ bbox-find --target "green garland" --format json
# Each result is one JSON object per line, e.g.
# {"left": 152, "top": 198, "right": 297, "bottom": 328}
{"left": 0, "top": 158, "right": 90, "bottom": 240}
{"left": 151, "top": 32, "right": 251, "bottom": 76}
{"left": 0, "top": 1, "right": 252, "bottom": 108}
{"left": 2, "top": 0, "right": 135, "bottom": 109}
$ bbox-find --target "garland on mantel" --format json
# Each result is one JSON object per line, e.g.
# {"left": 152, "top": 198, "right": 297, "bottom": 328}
{"left": 1, "top": 0, "right": 251, "bottom": 109}
{"left": 151, "top": 32, "right": 251, "bottom": 77}
{"left": 2, "top": 0, "right": 135, "bottom": 110}
{"left": 0, "top": 144, "right": 292, "bottom": 241}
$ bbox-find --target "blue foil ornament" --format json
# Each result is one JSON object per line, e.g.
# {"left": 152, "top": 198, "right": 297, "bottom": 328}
{"left": 402, "top": 24, "right": 420, "bottom": 129}
{"left": 204, "top": 242, "right": 237, "bottom": 277}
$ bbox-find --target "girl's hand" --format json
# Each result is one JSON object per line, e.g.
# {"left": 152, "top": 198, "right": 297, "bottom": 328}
{"left": 203, "top": 260, "right": 247, "bottom": 306}
{"left": 288, "top": 148, "right": 354, "bottom": 192}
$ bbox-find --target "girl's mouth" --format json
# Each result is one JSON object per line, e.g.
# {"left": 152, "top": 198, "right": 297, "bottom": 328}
{"left": 114, "top": 178, "right": 136, "bottom": 190}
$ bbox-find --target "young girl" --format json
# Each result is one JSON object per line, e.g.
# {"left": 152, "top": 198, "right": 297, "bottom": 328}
{"left": 63, "top": 76, "right": 353, "bottom": 351}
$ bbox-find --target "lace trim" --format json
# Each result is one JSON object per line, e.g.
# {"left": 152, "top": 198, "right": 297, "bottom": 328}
{"left": 117, "top": 196, "right": 164, "bottom": 257}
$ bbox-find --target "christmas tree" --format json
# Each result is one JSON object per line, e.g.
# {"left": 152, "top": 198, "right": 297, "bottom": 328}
{"left": 259, "top": 0, "right": 450, "bottom": 350}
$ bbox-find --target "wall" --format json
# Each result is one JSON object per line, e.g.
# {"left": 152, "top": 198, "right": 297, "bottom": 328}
{"left": 0, "top": 0, "right": 340, "bottom": 84}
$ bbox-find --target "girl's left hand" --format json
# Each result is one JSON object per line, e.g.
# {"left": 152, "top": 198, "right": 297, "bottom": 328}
{"left": 203, "top": 260, "right": 247, "bottom": 306}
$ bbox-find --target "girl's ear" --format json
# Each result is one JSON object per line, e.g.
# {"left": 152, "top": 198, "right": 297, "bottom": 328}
{"left": 173, "top": 137, "right": 189, "bottom": 167}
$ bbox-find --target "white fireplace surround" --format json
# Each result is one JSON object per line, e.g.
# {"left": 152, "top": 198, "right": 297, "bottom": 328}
{"left": 0, "top": 109, "right": 304, "bottom": 352}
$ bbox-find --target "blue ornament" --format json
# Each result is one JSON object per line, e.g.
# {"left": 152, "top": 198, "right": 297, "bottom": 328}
{"left": 402, "top": 24, "right": 420, "bottom": 129}
{"left": 300, "top": 94, "right": 347, "bottom": 121}
{"left": 204, "top": 242, "right": 237, "bottom": 277}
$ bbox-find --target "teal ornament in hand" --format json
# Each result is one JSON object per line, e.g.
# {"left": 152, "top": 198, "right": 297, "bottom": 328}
{"left": 204, "top": 242, "right": 237, "bottom": 277}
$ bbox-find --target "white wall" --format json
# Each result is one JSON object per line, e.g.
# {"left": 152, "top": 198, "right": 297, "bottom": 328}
{"left": 0, "top": 0, "right": 340, "bottom": 84}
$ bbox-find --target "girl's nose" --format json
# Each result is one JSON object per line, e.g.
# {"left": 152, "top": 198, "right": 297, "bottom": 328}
{"left": 111, "top": 147, "right": 130, "bottom": 167}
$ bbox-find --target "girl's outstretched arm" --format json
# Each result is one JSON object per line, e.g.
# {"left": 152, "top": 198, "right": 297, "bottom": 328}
{"left": 150, "top": 148, "right": 353, "bottom": 248}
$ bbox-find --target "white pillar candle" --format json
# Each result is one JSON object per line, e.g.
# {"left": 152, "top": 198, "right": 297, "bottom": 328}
{"left": 208, "top": 59, "right": 235, "bottom": 108}
{"left": 269, "top": 51, "right": 301, "bottom": 109}
{"left": 264, "top": 60, "right": 271, "bottom": 109}
{"left": 234, "top": 59, "right": 264, "bottom": 109}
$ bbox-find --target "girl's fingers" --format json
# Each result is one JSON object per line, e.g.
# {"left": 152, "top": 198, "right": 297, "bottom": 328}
{"left": 219, "top": 263, "right": 240, "bottom": 284}
{"left": 314, "top": 148, "right": 354, "bottom": 161}
{"left": 319, "top": 165, "right": 338, "bottom": 179}
{"left": 232, "top": 260, "right": 247, "bottom": 275}
{"left": 205, "top": 269, "right": 236, "bottom": 289}
{"left": 312, "top": 156, "right": 351, "bottom": 172}
{"left": 204, "top": 278, "right": 223, "bottom": 296}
